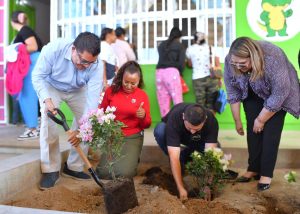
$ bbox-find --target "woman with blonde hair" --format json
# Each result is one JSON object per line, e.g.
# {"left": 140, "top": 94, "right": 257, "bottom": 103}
{"left": 224, "top": 37, "right": 300, "bottom": 191}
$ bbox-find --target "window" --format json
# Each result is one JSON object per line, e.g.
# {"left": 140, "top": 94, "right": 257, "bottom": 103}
{"left": 51, "top": 0, "right": 235, "bottom": 63}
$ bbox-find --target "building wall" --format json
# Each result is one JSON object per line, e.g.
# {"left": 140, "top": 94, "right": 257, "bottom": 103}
{"left": 0, "top": 0, "right": 6, "bottom": 123}
{"left": 60, "top": 0, "right": 299, "bottom": 130}
{"left": 132, "top": 0, "right": 300, "bottom": 130}
{"left": 235, "top": 0, "right": 300, "bottom": 129}
{"left": 30, "top": 0, "right": 50, "bottom": 45}
{"left": 7, "top": 0, "right": 296, "bottom": 129}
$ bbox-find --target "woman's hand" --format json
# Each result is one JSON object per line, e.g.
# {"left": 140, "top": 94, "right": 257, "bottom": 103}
{"left": 235, "top": 120, "right": 244, "bottom": 136}
{"left": 136, "top": 102, "right": 145, "bottom": 119}
{"left": 253, "top": 118, "right": 265, "bottom": 134}
{"left": 230, "top": 102, "right": 243, "bottom": 135}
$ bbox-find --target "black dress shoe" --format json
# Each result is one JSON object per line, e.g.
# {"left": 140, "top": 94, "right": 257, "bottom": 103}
{"left": 236, "top": 176, "right": 251, "bottom": 182}
{"left": 236, "top": 174, "right": 260, "bottom": 183}
{"left": 257, "top": 183, "right": 271, "bottom": 191}
{"left": 224, "top": 169, "right": 239, "bottom": 180}
{"left": 62, "top": 162, "right": 91, "bottom": 180}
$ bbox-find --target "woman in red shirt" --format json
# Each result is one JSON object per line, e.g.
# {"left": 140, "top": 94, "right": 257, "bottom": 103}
{"left": 97, "top": 61, "right": 152, "bottom": 178}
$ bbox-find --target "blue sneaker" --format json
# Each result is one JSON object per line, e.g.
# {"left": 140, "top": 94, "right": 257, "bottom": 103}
{"left": 39, "top": 172, "right": 60, "bottom": 190}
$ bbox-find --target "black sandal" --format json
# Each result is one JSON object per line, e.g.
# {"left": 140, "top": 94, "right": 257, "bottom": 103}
{"left": 257, "top": 183, "right": 271, "bottom": 191}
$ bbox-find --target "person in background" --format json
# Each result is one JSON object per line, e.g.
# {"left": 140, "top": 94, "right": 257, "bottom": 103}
{"left": 186, "top": 32, "right": 220, "bottom": 113}
{"left": 154, "top": 103, "right": 219, "bottom": 200}
{"left": 112, "top": 27, "right": 136, "bottom": 68}
{"left": 98, "top": 61, "right": 151, "bottom": 178}
{"left": 10, "top": 10, "right": 43, "bottom": 140}
{"left": 100, "top": 28, "right": 118, "bottom": 90}
{"left": 156, "top": 27, "right": 185, "bottom": 117}
{"left": 32, "top": 32, "right": 103, "bottom": 190}
{"left": 224, "top": 37, "right": 300, "bottom": 191}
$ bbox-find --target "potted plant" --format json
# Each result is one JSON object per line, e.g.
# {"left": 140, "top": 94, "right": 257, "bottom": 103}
{"left": 186, "top": 148, "right": 231, "bottom": 201}
{"left": 78, "top": 106, "right": 138, "bottom": 214}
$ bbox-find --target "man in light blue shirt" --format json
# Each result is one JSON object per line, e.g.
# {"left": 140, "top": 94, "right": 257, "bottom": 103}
{"left": 32, "top": 32, "right": 103, "bottom": 190}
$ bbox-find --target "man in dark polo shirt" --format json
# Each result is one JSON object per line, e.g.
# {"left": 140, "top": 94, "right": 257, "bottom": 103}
{"left": 154, "top": 103, "right": 219, "bottom": 201}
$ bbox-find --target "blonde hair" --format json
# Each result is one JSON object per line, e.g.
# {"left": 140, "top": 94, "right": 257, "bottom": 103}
{"left": 229, "top": 37, "right": 265, "bottom": 81}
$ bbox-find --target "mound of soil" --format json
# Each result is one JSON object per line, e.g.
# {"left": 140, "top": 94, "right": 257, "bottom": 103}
{"left": 4, "top": 167, "right": 300, "bottom": 214}
{"left": 6, "top": 184, "right": 104, "bottom": 213}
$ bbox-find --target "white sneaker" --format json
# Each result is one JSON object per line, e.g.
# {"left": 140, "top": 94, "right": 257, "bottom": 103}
{"left": 17, "top": 129, "right": 39, "bottom": 141}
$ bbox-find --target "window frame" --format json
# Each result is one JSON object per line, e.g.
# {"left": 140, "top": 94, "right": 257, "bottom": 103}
{"left": 51, "top": 0, "right": 236, "bottom": 64}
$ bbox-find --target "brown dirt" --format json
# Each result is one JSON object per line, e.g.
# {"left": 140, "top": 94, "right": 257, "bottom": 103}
{"left": 4, "top": 166, "right": 300, "bottom": 214}
{"left": 5, "top": 181, "right": 106, "bottom": 213}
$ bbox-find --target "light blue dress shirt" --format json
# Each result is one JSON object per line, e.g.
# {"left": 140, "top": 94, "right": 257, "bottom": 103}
{"left": 32, "top": 38, "right": 103, "bottom": 111}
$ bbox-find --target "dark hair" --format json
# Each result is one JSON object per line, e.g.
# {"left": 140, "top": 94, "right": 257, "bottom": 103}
{"left": 73, "top": 32, "right": 100, "bottom": 56}
{"left": 193, "top": 34, "right": 205, "bottom": 45}
{"left": 112, "top": 61, "right": 144, "bottom": 94}
{"left": 11, "top": 11, "right": 27, "bottom": 25}
{"left": 184, "top": 104, "right": 207, "bottom": 126}
{"left": 100, "top": 28, "right": 113, "bottom": 41}
{"left": 115, "top": 27, "right": 126, "bottom": 37}
{"left": 167, "top": 27, "right": 182, "bottom": 47}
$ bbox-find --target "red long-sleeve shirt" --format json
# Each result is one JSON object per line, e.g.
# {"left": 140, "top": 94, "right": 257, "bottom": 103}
{"left": 99, "top": 86, "right": 152, "bottom": 136}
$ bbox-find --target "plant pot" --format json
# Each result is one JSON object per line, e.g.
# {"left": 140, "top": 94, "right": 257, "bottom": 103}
{"left": 103, "top": 177, "right": 138, "bottom": 214}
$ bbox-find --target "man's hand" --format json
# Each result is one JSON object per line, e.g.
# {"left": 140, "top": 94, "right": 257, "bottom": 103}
{"left": 44, "top": 98, "right": 57, "bottom": 114}
{"left": 136, "top": 102, "right": 145, "bottom": 119}
{"left": 103, "top": 81, "right": 110, "bottom": 91}
{"left": 168, "top": 146, "right": 188, "bottom": 202}
{"left": 178, "top": 186, "right": 188, "bottom": 202}
{"left": 68, "top": 130, "right": 81, "bottom": 147}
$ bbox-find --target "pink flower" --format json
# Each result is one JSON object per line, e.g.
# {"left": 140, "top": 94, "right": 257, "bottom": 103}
{"left": 78, "top": 106, "right": 120, "bottom": 144}
{"left": 78, "top": 120, "right": 94, "bottom": 142}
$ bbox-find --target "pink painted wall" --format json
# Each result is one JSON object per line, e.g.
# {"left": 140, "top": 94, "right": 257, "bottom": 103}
{"left": 0, "top": 5, "right": 5, "bottom": 122}
{"left": 0, "top": 80, "right": 4, "bottom": 106}
{"left": 0, "top": 46, "right": 3, "bottom": 61}
{"left": 0, "top": 11, "right": 3, "bottom": 43}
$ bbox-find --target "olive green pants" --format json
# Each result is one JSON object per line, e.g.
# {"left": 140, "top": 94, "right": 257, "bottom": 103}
{"left": 96, "top": 132, "right": 144, "bottom": 179}
{"left": 193, "top": 76, "right": 219, "bottom": 110}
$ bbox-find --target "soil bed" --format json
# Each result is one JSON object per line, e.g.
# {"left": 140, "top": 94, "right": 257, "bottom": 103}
{"left": 4, "top": 166, "right": 300, "bottom": 214}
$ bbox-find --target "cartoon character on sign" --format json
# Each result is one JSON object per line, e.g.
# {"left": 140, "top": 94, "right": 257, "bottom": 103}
{"left": 260, "top": 0, "right": 293, "bottom": 37}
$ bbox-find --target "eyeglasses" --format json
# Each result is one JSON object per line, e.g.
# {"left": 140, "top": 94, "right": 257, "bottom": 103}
{"left": 76, "top": 49, "right": 98, "bottom": 65}
{"left": 230, "top": 58, "right": 250, "bottom": 69}
{"left": 230, "top": 62, "right": 248, "bottom": 69}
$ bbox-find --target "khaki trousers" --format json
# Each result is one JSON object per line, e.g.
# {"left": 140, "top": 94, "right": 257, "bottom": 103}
{"left": 39, "top": 84, "right": 89, "bottom": 173}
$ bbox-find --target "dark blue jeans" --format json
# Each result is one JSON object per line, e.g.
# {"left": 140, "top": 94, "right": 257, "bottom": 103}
{"left": 154, "top": 122, "right": 205, "bottom": 166}
{"left": 11, "top": 95, "right": 21, "bottom": 124}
